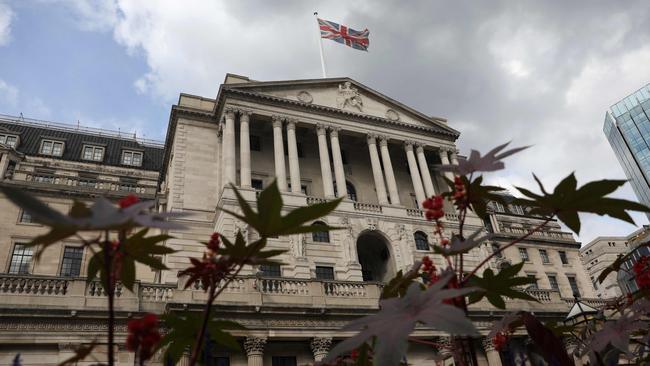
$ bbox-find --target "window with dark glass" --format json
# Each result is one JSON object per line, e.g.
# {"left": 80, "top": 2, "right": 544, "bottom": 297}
{"left": 33, "top": 168, "right": 55, "bottom": 184}
{"left": 78, "top": 173, "right": 99, "bottom": 188}
{"left": 567, "top": 276, "right": 580, "bottom": 296}
{"left": 559, "top": 251, "right": 568, "bottom": 265}
{"left": 539, "top": 249, "right": 550, "bottom": 264}
{"left": 251, "top": 179, "right": 264, "bottom": 190}
{"left": 40, "top": 139, "right": 64, "bottom": 156}
{"left": 60, "top": 246, "right": 83, "bottom": 277}
{"left": 272, "top": 356, "right": 297, "bottom": 366}
{"left": 518, "top": 247, "right": 529, "bottom": 261}
{"left": 122, "top": 150, "right": 143, "bottom": 166}
{"left": 547, "top": 275, "right": 559, "bottom": 291}
{"left": 301, "top": 185, "right": 308, "bottom": 195}
{"left": 250, "top": 135, "right": 261, "bottom": 151}
{"left": 119, "top": 177, "right": 138, "bottom": 192}
{"left": 315, "top": 266, "right": 335, "bottom": 280}
{"left": 311, "top": 221, "right": 330, "bottom": 243}
{"left": 9, "top": 244, "right": 32, "bottom": 274}
{"left": 0, "top": 134, "right": 18, "bottom": 148}
{"left": 414, "top": 231, "right": 429, "bottom": 251}
{"left": 19, "top": 210, "right": 33, "bottom": 224}
{"left": 260, "top": 264, "right": 281, "bottom": 277}
{"left": 527, "top": 274, "right": 538, "bottom": 288}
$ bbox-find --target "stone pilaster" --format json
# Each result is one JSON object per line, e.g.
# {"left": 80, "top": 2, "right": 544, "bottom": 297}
{"left": 379, "top": 136, "right": 400, "bottom": 205}
{"left": 367, "top": 134, "right": 388, "bottom": 204}
{"left": 310, "top": 337, "right": 332, "bottom": 362}
{"left": 244, "top": 336, "right": 267, "bottom": 366}
{"left": 415, "top": 144, "right": 436, "bottom": 197}
{"left": 405, "top": 141, "right": 426, "bottom": 206}
{"left": 222, "top": 107, "right": 237, "bottom": 186}
{"left": 286, "top": 118, "right": 302, "bottom": 194}
{"left": 329, "top": 127, "right": 347, "bottom": 198}
{"left": 272, "top": 116, "right": 287, "bottom": 192}
{"left": 439, "top": 148, "right": 454, "bottom": 181}
{"left": 239, "top": 110, "right": 252, "bottom": 188}
{"left": 317, "top": 124, "right": 335, "bottom": 197}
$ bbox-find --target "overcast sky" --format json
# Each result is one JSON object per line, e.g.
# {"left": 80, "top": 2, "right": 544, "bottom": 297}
{"left": 1, "top": 0, "right": 650, "bottom": 244}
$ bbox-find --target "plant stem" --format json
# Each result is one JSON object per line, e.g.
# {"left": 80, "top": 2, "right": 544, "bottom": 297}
{"left": 462, "top": 216, "right": 553, "bottom": 284}
{"left": 104, "top": 230, "right": 115, "bottom": 366}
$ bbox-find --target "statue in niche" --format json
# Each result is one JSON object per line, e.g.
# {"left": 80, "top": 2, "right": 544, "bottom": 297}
{"left": 337, "top": 81, "right": 363, "bottom": 112}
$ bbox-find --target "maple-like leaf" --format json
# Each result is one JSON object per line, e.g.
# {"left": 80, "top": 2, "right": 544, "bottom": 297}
{"left": 433, "top": 228, "right": 490, "bottom": 256}
{"left": 439, "top": 142, "right": 529, "bottom": 176}
{"left": 324, "top": 274, "right": 477, "bottom": 366}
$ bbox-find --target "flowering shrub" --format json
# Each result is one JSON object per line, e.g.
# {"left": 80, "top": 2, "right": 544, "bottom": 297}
{"left": 127, "top": 314, "right": 162, "bottom": 364}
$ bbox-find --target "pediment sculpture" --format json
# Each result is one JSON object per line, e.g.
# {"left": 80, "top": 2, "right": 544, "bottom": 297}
{"left": 336, "top": 81, "right": 363, "bottom": 112}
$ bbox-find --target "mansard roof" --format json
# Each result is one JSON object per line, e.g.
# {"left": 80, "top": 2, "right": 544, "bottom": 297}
{"left": 0, "top": 115, "right": 164, "bottom": 171}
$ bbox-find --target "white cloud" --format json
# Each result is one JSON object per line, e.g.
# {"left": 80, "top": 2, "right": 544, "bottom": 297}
{"left": 43, "top": 0, "right": 118, "bottom": 31}
{"left": 0, "top": 2, "right": 14, "bottom": 46}
{"left": 0, "top": 79, "right": 51, "bottom": 119}
{"left": 0, "top": 79, "right": 18, "bottom": 106}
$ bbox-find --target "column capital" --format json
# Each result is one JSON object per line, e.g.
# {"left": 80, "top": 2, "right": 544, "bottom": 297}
{"left": 415, "top": 144, "right": 425, "bottom": 153}
{"left": 311, "top": 337, "right": 332, "bottom": 361}
{"left": 404, "top": 142, "right": 415, "bottom": 151}
{"left": 286, "top": 118, "right": 297, "bottom": 130}
{"left": 239, "top": 109, "right": 252, "bottom": 117}
{"left": 329, "top": 126, "right": 341, "bottom": 137}
{"left": 272, "top": 116, "right": 284, "bottom": 128}
{"left": 316, "top": 123, "right": 329, "bottom": 135}
{"left": 244, "top": 336, "right": 267, "bottom": 356}
{"left": 224, "top": 106, "right": 237, "bottom": 118}
{"left": 366, "top": 133, "right": 378, "bottom": 144}
{"left": 481, "top": 336, "right": 496, "bottom": 352}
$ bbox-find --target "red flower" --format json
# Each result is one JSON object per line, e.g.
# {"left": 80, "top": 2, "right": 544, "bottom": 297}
{"left": 421, "top": 256, "right": 440, "bottom": 287}
{"left": 207, "top": 232, "right": 221, "bottom": 252}
{"left": 118, "top": 194, "right": 140, "bottom": 209}
{"left": 423, "top": 195, "right": 445, "bottom": 221}
{"left": 492, "top": 332, "right": 508, "bottom": 351}
{"left": 127, "top": 313, "right": 161, "bottom": 362}
{"left": 633, "top": 256, "right": 650, "bottom": 290}
{"left": 452, "top": 176, "right": 467, "bottom": 209}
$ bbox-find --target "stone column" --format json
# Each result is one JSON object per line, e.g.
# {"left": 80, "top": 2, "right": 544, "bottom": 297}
{"left": 367, "top": 134, "right": 389, "bottom": 205}
{"left": 416, "top": 144, "right": 436, "bottom": 197}
{"left": 222, "top": 107, "right": 237, "bottom": 186}
{"left": 450, "top": 149, "right": 459, "bottom": 165}
{"left": 439, "top": 148, "right": 454, "bottom": 181}
{"left": 310, "top": 337, "right": 332, "bottom": 362}
{"left": 317, "top": 124, "right": 335, "bottom": 197}
{"left": 244, "top": 336, "right": 267, "bottom": 366}
{"left": 379, "top": 136, "right": 400, "bottom": 205}
{"left": 330, "top": 127, "right": 347, "bottom": 198}
{"left": 239, "top": 110, "right": 252, "bottom": 188}
{"left": 272, "top": 116, "right": 288, "bottom": 192}
{"left": 405, "top": 141, "right": 426, "bottom": 206}
{"left": 0, "top": 153, "right": 9, "bottom": 179}
{"left": 481, "top": 337, "right": 503, "bottom": 366}
{"left": 286, "top": 118, "right": 302, "bottom": 194}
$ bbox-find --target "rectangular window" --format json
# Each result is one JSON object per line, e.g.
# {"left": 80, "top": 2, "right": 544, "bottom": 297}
{"left": 251, "top": 179, "right": 264, "bottom": 190}
{"left": 508, "top": 204, "right": 524, "bottom": 215}
{"left": 410, "top": 193, "right": 419, "bottom": 209}
{"left": 301, "top": 184, "right": 308, "bottom": 195}
{"left": 122, "top": 150, "right": 143, "bottom": 166}
{"left": 518, "top": 247, "right": 529, "bottom": 261}
{"left": 567, "top": 276, "right": 580, "bottom": 296}
{"left": 250, "top": 135, "right": 261, "bottom": 151}
{"left": 493, "top": 202, "right": 505, "bottom": 212}
{"left": 315, "top": 266, "right": 335, "bottom": 280}
{"left": 260, "top": 264, "right": 281, "bottom": 277}
{"left": 82, "top": 145, "right": 105, "bottom": 161}
{"left": 0, "top": 134, "right": 18, "bottom": 148}
{"left": 60, "top": 246, "right": 84, "bottom": 277}
{"left": 9, "top": 244, "right": 33, "bottom": 274}
{"left": 539, "top": 249, "right": 550, "bottom": 264}
{"left": 19, "top": 210, "right": 33, "bottom": 224}
{"left": 547, "top": 275, "right": 559, "bottom": 291}
{"left": 33, "top": 169, "right": 55, "bottom": 184}
{"left": 559, "top": 251, "right": 569, "bottom": 265}
{"left": 272, "top": 357, "right": 297, "bottom": 366}
{"left": 40, "top": 140, "right": 64, "bottom": 156}
{"left": 527, "top": 274, "right": 538, "bottom": 288}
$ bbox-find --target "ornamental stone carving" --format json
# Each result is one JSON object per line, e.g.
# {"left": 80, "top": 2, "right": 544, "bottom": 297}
{"left": 297, "top": 91, "right": 313, "bottom": 104}
{"left": 385, "top": 108, "right": 400, "bottom": 121}
{"left": 244, "top": 336, "right": 267, "bottom": 356}
{"left": 481, "top": 336, "right": 496, "bottom": 352}
{"left": 337, "top": 81, "right": 363, "bottom": 112}
{"left": 311, "top": 337, "right": 333, "bottom": 361}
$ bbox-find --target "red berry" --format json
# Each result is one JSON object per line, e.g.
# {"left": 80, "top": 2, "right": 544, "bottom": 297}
{"left": 118, "top": 194, "right": 140, "bottom": 209}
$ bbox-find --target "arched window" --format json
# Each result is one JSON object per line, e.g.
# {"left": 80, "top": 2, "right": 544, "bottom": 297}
{"left": 312, "top": 221, "right": 330, "bottom": 243}
{"left": 346, "top": 181, "right": 357, "bottom": 201}
{"left": 414, "top": 231, "right": 429, "bottom": 251}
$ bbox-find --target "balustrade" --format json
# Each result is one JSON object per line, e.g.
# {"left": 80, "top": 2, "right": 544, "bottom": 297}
{"left": 323, "top": 281, "right": 367, "bottom": 297}
{"left": 0, "top": 275, "right": 69, "bottom": 295}
{"left": 87, "top": 281, "right": 123, "bottom": 297}
{"left": 406, "top": 208, "right": 423, "bottom": 217}
{"left": 306, "top": 196, "right": 328, "bottom": 205}
{"left": 140, "top": 284, "right": 175, "bottom": 302}
{"left": 258, "top": 278, "right": 310, "bottom": 295}
{"left": 353, "top": 202, "right": 382, "bottom": 213}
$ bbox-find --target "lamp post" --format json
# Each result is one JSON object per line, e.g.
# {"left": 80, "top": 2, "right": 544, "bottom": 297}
{"left": 564, "top": 294, "right": 600, "bottom": 366}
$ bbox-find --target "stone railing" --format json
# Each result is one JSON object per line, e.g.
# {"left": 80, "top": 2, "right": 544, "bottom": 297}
{"left": 306, "top": 196, "right": 328, "bottom": 205}
{"left": 500, "top": 226, "right": 574, "bottom": 240}
{"left": 87, "top": 281, "right": 123, "bottom": 297}
{"left": 140, "top": 283, "right": 176, "bottom": 302}
{"left": 525, "top": 288, "right": 559, "bottom": 303}
{"left": 353, "top": 202, "right": 382, "bottom": 213}
{"left": 258, "top": 278, "right": 310, "bottom": 295}
{"left": 444, "top": 213, "right": 460, "bottom": 221}
{"left": 19, "top": 170, "right": 154, "bottom": 196}
{"left": 561, "top": 297, "right": 611, "bottom": 308}
{"left": 0, "top": 274, "right": 70, "bottom": 295}
{"left": 322, "top": 281, "right": 368, "bottom": 297}
{"left": 406, "top": 208, "right": 424, "bottom": 217}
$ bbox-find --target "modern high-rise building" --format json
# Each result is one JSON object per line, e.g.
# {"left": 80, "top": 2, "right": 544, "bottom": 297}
{"left": 604, "top": 84, "right": 650, "bottom": 221}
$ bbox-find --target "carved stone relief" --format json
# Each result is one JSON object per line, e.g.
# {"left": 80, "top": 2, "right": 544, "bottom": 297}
{"left": 297, "top": 91, "right": 313, "bottom": 104}
{"left": 336, "top": 81, "right": 363, "bottom": 112}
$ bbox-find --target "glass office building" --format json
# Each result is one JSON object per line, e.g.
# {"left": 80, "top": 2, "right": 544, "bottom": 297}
{"left": 604, "top": 84, "right": 650, "bottom": 221}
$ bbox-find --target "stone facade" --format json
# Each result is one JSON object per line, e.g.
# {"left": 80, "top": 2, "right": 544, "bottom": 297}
{"left": 0, "top": 74, "right": 600, "bottom": 366}
{"left": 580, "top": 235, "right": 631, "bottom": 298}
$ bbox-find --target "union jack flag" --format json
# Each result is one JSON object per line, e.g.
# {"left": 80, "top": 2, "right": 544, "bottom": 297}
{"left": 318, "top": 18, "right": 369, "bottom": 51}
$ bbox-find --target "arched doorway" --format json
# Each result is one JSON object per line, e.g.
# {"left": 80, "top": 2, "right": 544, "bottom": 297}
{"left": 356, "top": 231, "right": 395, "bottom": 282}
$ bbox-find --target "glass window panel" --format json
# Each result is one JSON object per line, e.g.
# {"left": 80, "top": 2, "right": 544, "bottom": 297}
{"left": 9, "top": 244, "right": 33, "bottom": 274}
{"left": 414, "top": 231, "right": 429, "bottom": 251}
{"left": 567, "top": 276, "right": 580, "bottom": 296}
{"left": 52, "top": 142, "right": 63, "bottom": 156}
{"left": 61, "top": 246, "right": 83, "bottom": 277}
{"left": 312, "top": 221, "right": 330, "bottom": 243}
{"left": 41, "top": 141, "right": 52, "bottom": 154}
{"left": 548, "top": 275, "right": 559, "bottom": 291}
{"left": 315, "top": 266, "right": 334, "bottom": 280}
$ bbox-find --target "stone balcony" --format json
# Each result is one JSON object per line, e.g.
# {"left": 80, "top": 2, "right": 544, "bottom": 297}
{"left": 0, "top": 274, "right": 606, "bottom": 317}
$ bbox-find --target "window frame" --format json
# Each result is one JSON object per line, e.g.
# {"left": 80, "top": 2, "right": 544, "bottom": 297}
{"left": 17, "top": 210, "right": 37, "bottom": 225}
{"left": 315, "top": 265, "right": 335, "bottom": 280}
{"left": 8, "top": 243, "right": 33, "bottom": 274}
{"left": 559, "top": 251, "right": 569, "bottom": 265}
{"left": 539, "top": 249, "right": 551, "bottom": 264}
{"left": 259, "top": 263, "right": 281, "bottom": 278}
{"left": 518, "top": 247, "right": 529, "bottom": 261}
{"left": 0, "top": 133, "right": 19, "bottom": 148}
{"left": 81, "top": 145, "right": 105, "bottom": 162}
{"left": 40, "top": 139, "right": 65, "bottom": 157}
{"left": 311, "top": 221, "right": 330, "bottom": 243}
{"left": 414, "top": 231, "right": 429, "bottom": 251}
{"left": 121, "top": 150, "right": 144, "bottom": 167}
{"left": 60, "top": 246, "right": 84, "bottom": 277}
{"left": 547, "top": 274, "right": 559, "bottom": 291}
{"left": 567, "top": 275, "right": 581, "bottom": 297}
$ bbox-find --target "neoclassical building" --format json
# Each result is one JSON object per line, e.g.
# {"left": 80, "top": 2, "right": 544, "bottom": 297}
{"left": 0, "top": 75, "right": 599, "bottom": 366}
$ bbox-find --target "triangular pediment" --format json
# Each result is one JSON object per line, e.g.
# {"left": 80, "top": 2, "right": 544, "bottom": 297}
{"left": 222, "top": 76, "right": 457, "bottom": 135}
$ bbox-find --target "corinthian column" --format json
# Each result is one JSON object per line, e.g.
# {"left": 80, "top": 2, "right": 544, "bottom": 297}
{"left": 286, "top": 118, "right": 302, "bottom": 194}
{"left": 450, "top": 149, "right": 459, "bottom": 165}
{"left": 367, "top": 134, "right": 388, "bottom": 205}
{"left": 439, "top": 148, "right": 454, "bottom": 181}
{"left": 310, "top": 337, "right": 333, "bottom": 362}
{"left": 272, "top": 116, "right": 287, "bottom": 192}
{"left": 222, "top": 107, "right": 237, "bottom": 186}
{"left": 416, "top": 144, "right": 436, "bottom": 197}
{"left": 405, "top": 141, "right": 426, "bottom": 207}
{"left": 239, "top": 110, "right": 252, "bottom": 188}
{"left": 330, "top": 127, "right": 347, "bottom": 198}
{"left": 317, "top": 124, "right": 335, "bottom": 197}
{"left": 379, "top": 136, "right": 400, "bottom": 205}
{"left": 482, "top": 337, "right": 503, "bottom": 366}
{"left": 244, "top": 337, "right": 267, "bottom": 366}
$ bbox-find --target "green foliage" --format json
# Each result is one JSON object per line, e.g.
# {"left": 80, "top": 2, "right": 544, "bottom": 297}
{"left": 443, "top": 175, "right": 506, "bottom": 219}
{"left": 515, "top": 173, "right": 650, "bottom": 234}
{"left": 221, "top": 181, "right": 342, "bottom": 238}
{"left": 158, "top": 312, "right": 244, "bottom": 364}
{"left": 467, "top": 262, "right": 538, "bottom": 309}
{"left": 380, "top": 263, "right": 423, "bottom": 299}
{"left": 219, "top": 232, "right": 284, "bottom": 266}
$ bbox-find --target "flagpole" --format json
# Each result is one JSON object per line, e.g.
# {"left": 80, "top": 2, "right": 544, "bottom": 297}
{"left": 314, "top": 12, "right": 327, "bottom": 78}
